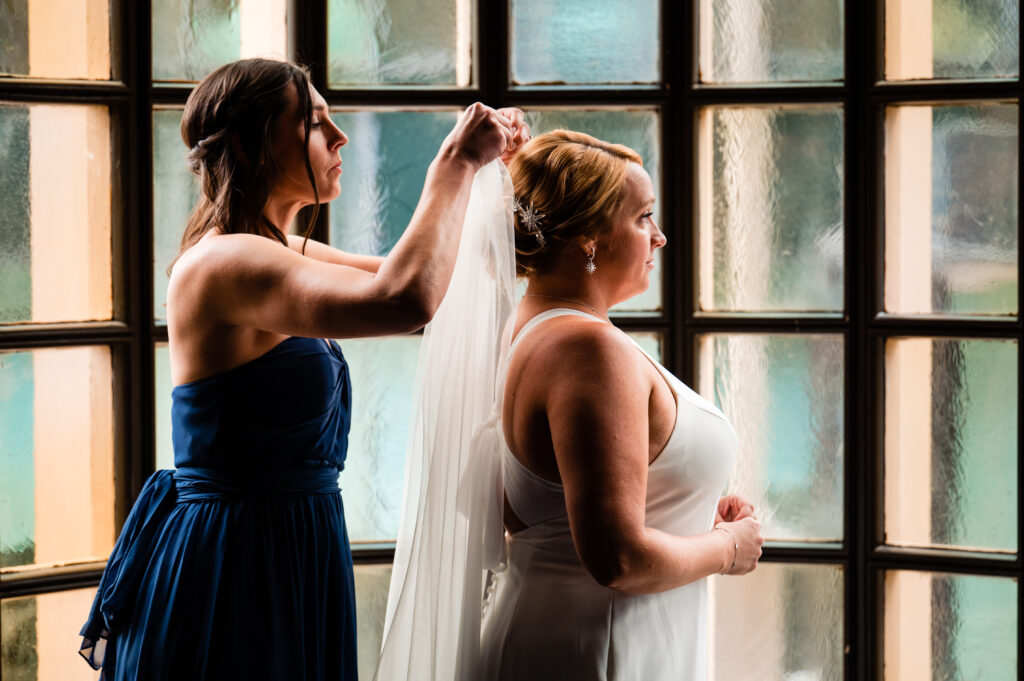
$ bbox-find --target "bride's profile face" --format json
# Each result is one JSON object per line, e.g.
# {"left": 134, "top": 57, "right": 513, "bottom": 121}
{"left": 597, "top": 163, "right": 665, "bottom": 302}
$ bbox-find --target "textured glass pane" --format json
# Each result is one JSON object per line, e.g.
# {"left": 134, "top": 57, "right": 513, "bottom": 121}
{"left": 709, "top": 563, "right": 843, "bottom": 681}
{"left": 626, "top": 331, "right": 662, "bottom": 363}
{"left": 0, "top": 347, "right": 114, "bottom": 571}
{"left": 511, "top": 0, "right": 659, "bottom": 85}
{"left": 885, "top": 571, "right": 1017, "bottom": 680}
{"left": 2, "top": 588, "right": 102, "bottom": 680}
{"left": 885, "top": 103, "right": 1018, "bottom": 316}
{"left": 885, "top": 338, "right": 1017, "bottom": 552}
{"left": 328, "top": 0, "right": 471, "bottom": 87}
{"left": 0, "top": 0, "right": 111, "bottom": 80}
{"left": 699, "top": 0, "right": 844, "bottom": 83}
{"left": 154, "top": 108, "right": 198, "bottom": 323}
{"left": 355, "top": 564, "right": 392, "bottom": 681}
{"left": 155, "top": 343, "right": 175, "bottom": 471}
{"left": 152, "top": 0, "right": 288, "bottom": 82}
{"left": 697, "top": 334, "right": 844, "bottom": 542}
{"left": 329, "top": 110, "right": 458, "bottom": 256}
{"left": 341, "top": 336, "right": 420, "bottom": 542}
{"left": 698, "top": 105, "right": 844, "bottom": 313}
{"left": 525, "top": 109, "right": 662, "bottom": 313}
{"left": 0, "top": 103, "right": 113, "bottom": 324}
{"left": 885, "top": 0, "right": 1019, "bottom": 80}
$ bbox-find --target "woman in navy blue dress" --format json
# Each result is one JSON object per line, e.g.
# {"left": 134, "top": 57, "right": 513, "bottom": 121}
{"left": 79, "top": 58, "right": 527, "bottom": 680}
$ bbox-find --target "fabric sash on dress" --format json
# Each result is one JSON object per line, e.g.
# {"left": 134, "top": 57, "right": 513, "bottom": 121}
{"left": 79, "top": 466, "right": 341, "bottom": 673}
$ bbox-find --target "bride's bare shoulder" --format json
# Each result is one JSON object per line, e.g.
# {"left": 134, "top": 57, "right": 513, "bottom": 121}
{"left": 518, "top": 317, "right": 642, "bottom": 380}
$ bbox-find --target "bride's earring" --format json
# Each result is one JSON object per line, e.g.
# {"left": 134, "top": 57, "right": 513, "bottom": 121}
{"left": 585, "top": 249, "right": 596, "bottom": 274}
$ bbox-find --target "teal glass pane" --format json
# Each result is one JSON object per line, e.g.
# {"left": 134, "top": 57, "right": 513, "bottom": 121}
{"left": 153, "top": 108, "right": 199, "bottom": 323}
{"left": 885, "top": 571, "right": 1017, "bottom": 680}
{"left": 626, "top": 331, "right": 662, "bottom": 363}
{"left": 341, "top": 336, "right": 421, "bottom": 542}
{"left": 885, "top": 338, "right": 1018, "bottom": 552}
{"left": 2, "top": 588, "right": 100, "bottom": 681}
{"left": 697, "top": 334, "right": 844, "bottom": 542}
{"left": 698, "top": 105, "right": 844, "bottom": 313}
{"left": 328, "top": 110, "right": 458, "bottom": 255}
{"left": 355, "top": 564, "right": 392, "bottom": 680}
{"left": 886, "top": 0, "right": 1018, "bottom": 81}
{"left": 510, "top": 0, "right": 659, "bottom": 85}
{"left": 155, "top": 343, "right": 175, "bottom": 471}
{"left": 0, "top": 346, "right": 115, "bottom": 570}
{"left": 328, "top": 0, "right": 471, "bottom": 87}
{"left": 710, "top": 563, "right": 844, "bottom": 680}
{"left": 153, "top": 0, "right": 239, "bottom": 82}
{"left": 699, "top": 0, "right": 844, "bottom": 83}
{"left": 884, "top": 103, "right": 1018, "bottom": 317}
{"left": 524, "top": 108, "right": 662, "bottom": 313}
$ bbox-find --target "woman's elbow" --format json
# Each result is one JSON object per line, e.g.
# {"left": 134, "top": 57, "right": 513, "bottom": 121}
{"left": 582, "top": 545, "right": 642, "bottom": 593}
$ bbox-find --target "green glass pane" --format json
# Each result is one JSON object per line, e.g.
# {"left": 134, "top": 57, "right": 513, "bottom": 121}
{"left": 884, "top": 103, "right": 1018, "bottom": 317}
{"left": 885, "top": 571, "right": 1017, "bottom": 680}
{"left": 626, "top": 331, "right": 662, "bottom": 364}
{"left": 355, "top": 563, "right": 392, "bottom": 680}
{"left": 0, "top": 0, "right": 112, "bottom": 80}
{"left": 699, "top": 0, "right": 844, "bottom": 83}
{"left": 885, "top": 0, "right": 1019, "bottom": 81}
{"left": 153, "top": 108, "right": 199, "bottom": 323}
{"left": 698, "top": 105, "right": 844, "bottom": 313}
{"left": 155, "top": 343, "right": 175, "bottom": 471}
{"left": 152, "top": 0, "right": 241, "bottom": 82}
{"left": 341, "top": 336, "right": 421, "bottom": 542}
{"left": 328, "top": 110, "right": 458, "bottom": 255}
{"left": 0, "top": 104, "right": 30, "bottom": 323}
{"left": 2, "top": 588, "right": 100, "bottom": 681}
{"left": 0, "top": 346, "right": 115, "bottom": 570}
{"left": 524, "top": 108, "right": 662, "bottom": 313}
{"left": 511, "top": 0, "right": 659, "bottom": 85}
{"left": 885, "top": 338, "right": 1018, "bottom": 552}
{"left": 697, "top": 334, "right": 844, "bottom": 542}
{"left": 328, "top": 0, "right": 470, "bottom": 87}
{"left": 710, "top": 563, "right": 844, "bottom": 680}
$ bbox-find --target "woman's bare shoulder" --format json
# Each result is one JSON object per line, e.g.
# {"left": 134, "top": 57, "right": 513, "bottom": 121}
{"left": 516, "top": 316, "right": 644, "bottom": 385}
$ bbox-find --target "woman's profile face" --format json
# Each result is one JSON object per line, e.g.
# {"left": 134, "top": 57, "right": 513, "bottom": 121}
{"left": 269, "top": 82, "right": 349, "bottom": 206}
{"left": 597, "top": 163, "right": 666, "bottom": 303}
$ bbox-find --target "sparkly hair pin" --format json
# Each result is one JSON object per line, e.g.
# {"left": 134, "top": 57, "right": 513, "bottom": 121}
{"left": 514, "top": 198, "right": 546, "bottom": 246}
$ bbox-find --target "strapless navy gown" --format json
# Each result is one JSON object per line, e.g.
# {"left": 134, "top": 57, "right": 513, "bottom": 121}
{"left": 80, "top": 337, "right": 358, "bottom": 680}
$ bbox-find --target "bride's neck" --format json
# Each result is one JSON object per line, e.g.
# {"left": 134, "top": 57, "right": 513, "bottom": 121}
{"left": 523, "top": 274, "right": 611, "bottom": 317}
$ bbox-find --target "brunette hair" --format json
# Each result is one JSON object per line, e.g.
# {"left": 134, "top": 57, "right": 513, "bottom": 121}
{"left": 506, "top": 130, "right": 643, "bottom": 277}
{"left": 170, "top": 58, "right": 319, "bottom": 271}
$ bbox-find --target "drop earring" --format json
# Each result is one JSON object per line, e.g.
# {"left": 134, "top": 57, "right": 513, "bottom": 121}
{"left": 585, "top": 249, "right": 596, "bottom": 274}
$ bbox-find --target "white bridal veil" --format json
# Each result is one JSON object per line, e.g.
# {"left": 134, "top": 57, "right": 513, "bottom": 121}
{"left": 373, "top": 159, "right": 516, "bottom": 681}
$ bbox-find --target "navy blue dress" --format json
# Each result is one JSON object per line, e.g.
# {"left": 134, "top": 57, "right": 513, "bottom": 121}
{"left": 80, "top": 337, "right": 358, "bottom": 680}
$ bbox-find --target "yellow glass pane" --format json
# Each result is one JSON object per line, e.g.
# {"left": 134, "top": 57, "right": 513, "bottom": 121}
{"left": 0, "top": 0, "right": 111, "bottom": 80}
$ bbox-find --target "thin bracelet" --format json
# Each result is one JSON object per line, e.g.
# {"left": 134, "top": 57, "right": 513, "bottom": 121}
{"left": 714, "top": 525, "right": 738, "bottom": 575}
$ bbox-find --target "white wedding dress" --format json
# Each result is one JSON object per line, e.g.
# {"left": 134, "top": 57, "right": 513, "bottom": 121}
{"left": 479, "top": 309, "right": 739, "bottom": 681}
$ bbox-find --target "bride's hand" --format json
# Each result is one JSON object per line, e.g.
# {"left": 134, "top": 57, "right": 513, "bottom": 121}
{"left": 715, "top": 494, "right": 755, "bottom": 524}
{"left": 715, "top": 516, "right": 763, "bottom": 576}
{"left": 440, "top": 102, "right": 515, "bottom": 171}
{"left": 496, "top": 107, "right": 530, "bottom": 164}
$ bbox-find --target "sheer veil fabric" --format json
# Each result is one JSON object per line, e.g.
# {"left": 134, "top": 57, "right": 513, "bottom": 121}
{"left": 374, "top": 160, "right": 517, "bottom": 681}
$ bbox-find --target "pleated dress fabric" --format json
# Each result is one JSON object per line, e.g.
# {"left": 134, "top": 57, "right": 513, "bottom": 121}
{"left": 480, "top": 310, "right": 739, "bottom": 681}
{"left": 80, "top": 336, "right": 358, "bottom": 681}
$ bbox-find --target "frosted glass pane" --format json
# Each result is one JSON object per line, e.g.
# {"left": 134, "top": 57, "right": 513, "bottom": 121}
{"left": 355, "top": 564, "right": 392, "bottom": 680}
{"left": 699, "top": 0, "right": 844, "bottom": 83}
{"left": 0, "top": 347, "right": 114, "bottom": 571}
{"left": 328, "top": 0, "right": 471, "bottom": 87}
{"left": 155, "top": 343, "right": 175, "bottom": 471}
{"left": 329, "top": 110, "right": 458, "bottom": 256}
{"left": 885, "top": 338, "right": 1017, "bottom": 552}
{"left": 153, "top": 108, "right": 198, "bottom": 323}
{"left": 525, "top": 109, "right": 662, "bottom": 313}
{"left": 1, "top": 588, "right": 103, "bottom": 681}
{"left": 152, "top": 0, "right": 287, "bottom": 82}
{"left": 0, "top": 103, "right": 113, "bottom": 324}
{"left": 885, "top": 0, "right": 1019, "bottom": 81}
{"left": 884, "top": 103, "right": 1018, "bottom": 316}
{"left": 709, "top": 563, "right": 843, "bottom": 681}
{"left": 884, "top": 571, "right": 1017, "bottom": 680}
{"left": 0, "top": 0, "right": 111, "bottom": 80}
{"left": 626, "top": 331, "right": 662, "bottom": 364}
{"left": 698, "top": 105, "right": 844, "bottom": 313}
{"left": 697, "top": 334, "right": 844, "bottom": 542}
{"left": 511, "top": 0, "right": 659, "bottom": 85}
{"left": 340, "top": 336, "right": 420, "bottom": 542}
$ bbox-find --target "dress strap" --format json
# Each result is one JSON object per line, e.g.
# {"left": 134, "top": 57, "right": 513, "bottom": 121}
{"left": 507, "top": 308, "right": 607, "bottom": 360}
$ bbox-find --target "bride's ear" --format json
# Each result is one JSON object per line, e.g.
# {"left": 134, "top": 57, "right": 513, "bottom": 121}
{"left": 579, "top": 237, "right": 598, "bottom": 255}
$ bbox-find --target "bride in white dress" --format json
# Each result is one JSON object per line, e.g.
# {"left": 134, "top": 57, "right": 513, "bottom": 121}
{"left": 374, "top": 131, "right": 763, "bottom": 681}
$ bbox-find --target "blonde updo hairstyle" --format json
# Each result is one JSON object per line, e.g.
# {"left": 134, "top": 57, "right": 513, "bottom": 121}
{"left": 506, "top": 130, "right": 643, "bottom": 277}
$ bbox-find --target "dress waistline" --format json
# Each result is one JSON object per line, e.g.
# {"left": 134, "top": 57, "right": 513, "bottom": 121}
{"left": 174, "top": 465, "right": 341, "bottom": 501}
